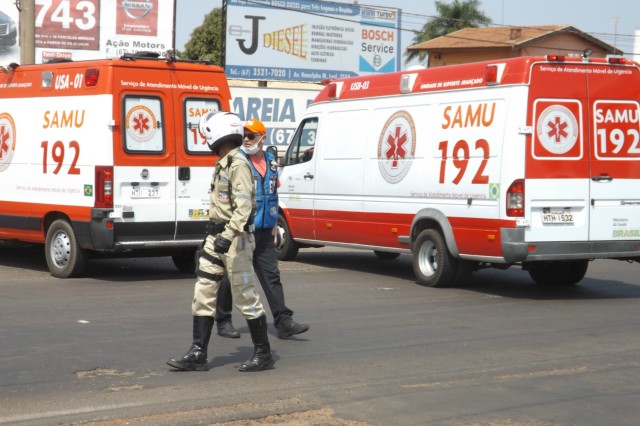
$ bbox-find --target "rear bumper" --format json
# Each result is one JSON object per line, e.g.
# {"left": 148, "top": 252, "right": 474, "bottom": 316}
{"left": 501, "top": 227, "right": 640, "bottom": 263}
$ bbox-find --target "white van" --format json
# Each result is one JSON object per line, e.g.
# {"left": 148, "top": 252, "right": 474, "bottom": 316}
{"left": 276, "top": 55, "right": 640, "bottom": 287}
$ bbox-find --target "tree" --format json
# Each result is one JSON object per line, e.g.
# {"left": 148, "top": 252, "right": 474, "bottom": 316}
{"left": 405, "top": 0, "right": 492, "bottom": 64}
{"left": 179, "top": 8, "right": 223, "bottom": 65}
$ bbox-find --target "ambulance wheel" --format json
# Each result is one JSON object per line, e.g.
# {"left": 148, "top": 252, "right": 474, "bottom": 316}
{"left": 374, "top": 251, "right": 401, "bottom": 260}
{"left": 275, "top": 213, "right": 299, "bottom": 261}
{"left": 528, "top": 260, "right": 588, "bottom": 286}
{"left": 45, "top": 219, "right": 87, "bottom": 278}
{"left": 172, "top": 249, "right": 197, "bottom": 274}
{"left": 412, "top": 229, "right": 459, "bottom": 287}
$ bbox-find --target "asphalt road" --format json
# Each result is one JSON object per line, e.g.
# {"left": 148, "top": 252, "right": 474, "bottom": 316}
{"left": 0, "top": 243, "right": 639, "bottom": 426}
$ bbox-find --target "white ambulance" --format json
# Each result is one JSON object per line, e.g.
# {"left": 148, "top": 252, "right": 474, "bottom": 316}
{"left": 276, "top": 55, "right": 640, "bottom": 287}
{"left": 0, "top": 52, "right": 230, "bottom": 278}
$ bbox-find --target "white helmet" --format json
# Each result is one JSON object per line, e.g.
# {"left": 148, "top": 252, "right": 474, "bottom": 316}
{"left": 198, "top": 111, "right": 243, "bottom": 155}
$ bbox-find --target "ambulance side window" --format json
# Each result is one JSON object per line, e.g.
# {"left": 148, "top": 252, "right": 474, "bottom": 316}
{"left": 122, "top": 96, "right": 165, "bottom": 153}
{"left": 184, "top": 98, "right": 221, "bottom": 154}
{"left": 284, "top": 117, "right": 318, "bottom": 166}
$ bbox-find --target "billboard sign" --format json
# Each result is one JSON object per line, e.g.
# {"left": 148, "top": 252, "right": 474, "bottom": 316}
{"left": 230, "top": 85, "right": 321, "bottom": 148}
{"left": 0, "top": 0, "right": 174, "bottom": 64}
{"left": 225, "top": 0, "right": 401, "bottom": 82}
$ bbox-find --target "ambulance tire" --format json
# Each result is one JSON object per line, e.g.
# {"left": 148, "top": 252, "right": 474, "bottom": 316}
{"left": 45, "top": 219, "right": 87, "bottom": 278}
{"left": 276, "top": 213, "right": 299, "bottom": 261}
{"left": 527, "top": 260, "right": 588, "bottom": 286}
{"left": 566, "top": 260, "right": 589, "bottom": 285}
{"left": 413, "top": 229, "right": 459, "bottom": 288}
{"left": 172, "top": 249, "right": 197, "bottom": 274}
{"left": 374, "top": 251, "right": 401, "bottom": 260}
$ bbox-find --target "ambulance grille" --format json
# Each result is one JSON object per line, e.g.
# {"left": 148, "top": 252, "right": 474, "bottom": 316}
{"left": 0, "top": 24, "right": 8, "bottom": 35}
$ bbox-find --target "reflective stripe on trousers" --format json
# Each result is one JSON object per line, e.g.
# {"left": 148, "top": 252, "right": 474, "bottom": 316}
{"left": 192, "top": 233, "right": 265, "bottom": 320}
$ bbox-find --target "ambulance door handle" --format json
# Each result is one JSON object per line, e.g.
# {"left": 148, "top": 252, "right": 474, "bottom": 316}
{"left": 178, "top": 167, "right": 190, "bottom": 181}
{"left": 304, "top": 172, "right": 314, "bottom": 180}
{"left": 591, "top": 174, "right": 612, "bottom": 182}
{"left": 151, "top": 182, "right": 159, "bottom": 186}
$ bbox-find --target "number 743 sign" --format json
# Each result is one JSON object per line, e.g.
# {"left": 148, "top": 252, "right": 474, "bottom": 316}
{"left": 35, "top": 0, "right": 100, "bottom": 51}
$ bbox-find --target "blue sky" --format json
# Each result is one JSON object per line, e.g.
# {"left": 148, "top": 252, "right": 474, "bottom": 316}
{"left": 175, "top": 0, "right": 640, "bottom": 65}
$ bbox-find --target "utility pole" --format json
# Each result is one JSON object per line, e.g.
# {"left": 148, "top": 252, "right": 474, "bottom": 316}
{"left": 18, "top": 0, "right": 36, "bottom": 64}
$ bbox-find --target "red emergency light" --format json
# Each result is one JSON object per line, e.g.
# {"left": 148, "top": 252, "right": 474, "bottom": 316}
{"left": 608, "top": 57, "right": 627, "bottom": 65}
{"left": 485, "top": 65, "right": 498, "bottom": 84}
{"left": 546, "top": 55, "right": 565, "bottom": 62}
{"left": 327, "top": 82, "right": 337, "bottom": 99}
{"left": 85, "top": 68, "right": 99, "bottom": 87}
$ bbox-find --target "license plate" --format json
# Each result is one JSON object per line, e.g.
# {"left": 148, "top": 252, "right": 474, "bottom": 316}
{"left": 541, "top": 212, "right": 574, "bottom": 223}
{"left": 130, "top": 186, "right": 160, "bottom": 199}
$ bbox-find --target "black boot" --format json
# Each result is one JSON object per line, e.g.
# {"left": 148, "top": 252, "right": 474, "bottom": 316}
{"left": 167, "top": 316, "right": 214, "bottom": 371}
{"left": 277, "top": 316, "right": 309, "bottom": 339}
{"left": 217, "top": 320, "right": 240, "bottom": 338}
{"left": 239, "top": 315, "right": 274, "bottom": 372}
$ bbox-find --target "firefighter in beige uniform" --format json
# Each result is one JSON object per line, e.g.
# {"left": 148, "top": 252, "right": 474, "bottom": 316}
{"left": 167, "top": 112, "right": 274, "bottom": 372}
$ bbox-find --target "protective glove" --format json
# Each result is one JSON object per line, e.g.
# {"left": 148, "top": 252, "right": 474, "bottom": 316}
{"left": 213, "top": 235, "right": 232, "bottom": 254}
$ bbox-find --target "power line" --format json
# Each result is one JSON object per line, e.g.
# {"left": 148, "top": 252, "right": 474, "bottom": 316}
{"left": 230, "top": 0, "right": 640, "bottom": 57}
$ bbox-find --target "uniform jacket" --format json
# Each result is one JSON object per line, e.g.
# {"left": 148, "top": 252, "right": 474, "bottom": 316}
{"left": 209, "top": 147, "right": 256, "bottom": 241}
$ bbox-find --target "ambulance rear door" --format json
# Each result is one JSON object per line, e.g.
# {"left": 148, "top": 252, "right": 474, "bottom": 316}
{"left": 525, "top": 61, "right": 590, "bottom": 243}
{"left": 172, "top": 76, "right": 223, "bottom": 242}
{"left": 587, "top": 62, "right": 640, "bottom": 240}
{"left": 113, "top": 66, "right": 177, "bottom": 244}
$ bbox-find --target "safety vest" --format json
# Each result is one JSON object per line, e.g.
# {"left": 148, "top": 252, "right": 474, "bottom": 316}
{"left": 245, "top": 150, "right": 279, "bottom": 230}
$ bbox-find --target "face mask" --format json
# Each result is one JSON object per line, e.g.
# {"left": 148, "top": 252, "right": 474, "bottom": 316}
{"left": 241, "top": 142, "right": 261, "bottom": 155}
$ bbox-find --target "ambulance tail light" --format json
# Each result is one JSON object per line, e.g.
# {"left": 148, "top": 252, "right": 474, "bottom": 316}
{"left": 506, "top": 179, "right": 525, "bottom": 217}
{"left": 85, "top": 68, "right": 99, "bottom": 86}
{"left": 95, "top": 166, "right": 113, "bottom": 208}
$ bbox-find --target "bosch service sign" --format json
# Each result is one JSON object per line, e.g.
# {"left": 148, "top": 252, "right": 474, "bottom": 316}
{"left": 377, "top": 110, "right": 416, "bottom": 184}
{"left": 0, "top": 113, "right": 16, "bottom": 172}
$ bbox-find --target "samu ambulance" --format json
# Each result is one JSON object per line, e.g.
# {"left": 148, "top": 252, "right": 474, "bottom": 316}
{"left": 0, "top": 52, "right": 229, "bottom": 278}
{"left": 276, "top": 55, "right": 640, "bottom": 287}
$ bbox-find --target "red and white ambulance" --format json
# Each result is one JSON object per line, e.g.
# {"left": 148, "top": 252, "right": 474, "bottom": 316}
{"left": 0, "top": 52, "right": 229, "bottom": 277}
{"left": 276, "top": 55, "right": 640, "bottom": 287}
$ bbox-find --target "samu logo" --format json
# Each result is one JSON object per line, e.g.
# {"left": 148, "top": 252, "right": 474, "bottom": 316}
{"left": 377, "top": 110, "right": 416, "bottom": 184}
{"left": 0, "top": 113, "right": 16, "bottom": 172}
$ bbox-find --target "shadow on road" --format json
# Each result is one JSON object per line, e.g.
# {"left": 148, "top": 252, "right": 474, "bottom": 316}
{"left": 291, "top": 249, "right": 640, "bottom": 301}
{"left": 0, "top": 242, "right": 191, "bottom": 282}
